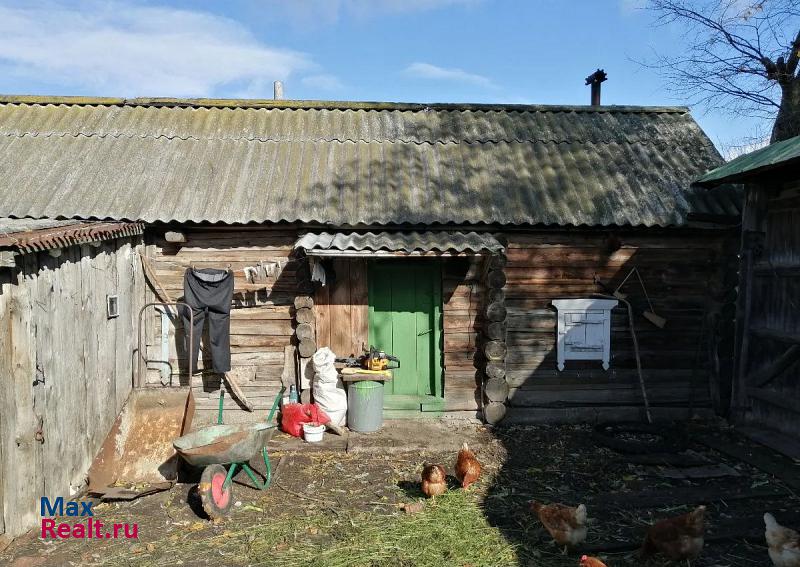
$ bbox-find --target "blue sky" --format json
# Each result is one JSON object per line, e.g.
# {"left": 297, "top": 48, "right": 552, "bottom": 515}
{"left": 0, "top": 0, "right": 774, "bottom": 155}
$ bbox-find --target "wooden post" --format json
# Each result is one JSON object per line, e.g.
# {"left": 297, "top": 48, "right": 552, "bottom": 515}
{"left": 731, "top": 184, "right": 767, "bottom": 421}
{"left": 0, "top": 270, "right": 10, "bottom": 537}
{"left": 1, "top": 277, "right": 38, "bottom": 535}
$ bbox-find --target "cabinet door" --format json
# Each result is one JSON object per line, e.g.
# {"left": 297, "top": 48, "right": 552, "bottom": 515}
{"left": 564, "top": 312, "right": 603, "bottom": 351}
{"left": 583, "top": 311, "right": 604, "bottom": 349}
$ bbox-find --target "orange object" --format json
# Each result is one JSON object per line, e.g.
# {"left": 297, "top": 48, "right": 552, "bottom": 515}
{"left": 641, "top": 505, "right": 705, "bottom": 561}
{"left": 455, "top": 442, "right": 481, "bottom": 489}
{"left": 280, "top": 403, "right": 330, "bottom": 438}
{"left": 530, "top": 500, "right": 588, "bottom": 547}
{"left": 421, "top": 464, "right": 447, "bottom": 498}
{"left": 580, "top": 555, "right": 608, "bottom": 567}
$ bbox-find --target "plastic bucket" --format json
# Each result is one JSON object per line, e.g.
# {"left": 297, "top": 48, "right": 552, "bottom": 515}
{"left": 347, "top": 380, "right": 384, "bottom": 433}
{"left": 303, "top": 423, "right": 325, "bottom": 443}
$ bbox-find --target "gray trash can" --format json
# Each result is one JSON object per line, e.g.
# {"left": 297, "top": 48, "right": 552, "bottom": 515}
{"left": 347, "top": 380, "right": 384, "bottom": 433}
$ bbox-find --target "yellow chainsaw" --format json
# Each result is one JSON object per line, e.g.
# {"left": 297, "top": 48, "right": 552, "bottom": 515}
{"left": 336, "top": 345, "right": 400, "bottom": 370}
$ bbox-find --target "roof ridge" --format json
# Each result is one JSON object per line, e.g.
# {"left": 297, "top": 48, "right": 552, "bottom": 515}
{"left": 0, "top": 95, "right": 689, "bottom": 114}
{"left": 0, "top": 131, "right": 710, "bottom": 147}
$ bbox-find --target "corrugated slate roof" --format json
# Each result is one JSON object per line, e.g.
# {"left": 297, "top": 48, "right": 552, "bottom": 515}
{"left": 0, "top": 96, "right": 740, "bottom": 227}
{"left": 296, "top": 231, "right": 504, "bottom": 255}
{"left": 695, "top": 135, "right": 800, "bottom": 187}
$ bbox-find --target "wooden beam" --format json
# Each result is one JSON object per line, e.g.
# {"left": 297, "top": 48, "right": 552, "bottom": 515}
{"left": 731, "top": 184, "right": 768, "bottom": 420}
{"left": 753, "top": 263, "right": 800, "bottom": 277}
{"left": 750, "top": 327, "right": 800, "bottom": 344}
{"left": 164, "top": 231, "right": 186, "bottom": 243}
{"left": 747, "top": 387, "right": 800, "bottom": 415}
{"left": 696, "top": 432, "right": 800, "bottom": 490}
{"left": 0, "top": 251, "right": 17, "bottom": 268}
{"left": 747, "top": 344, "right": 800, "bottom": 387}
{"left": 588, "top": 483, "right": 785, "bottom": 511}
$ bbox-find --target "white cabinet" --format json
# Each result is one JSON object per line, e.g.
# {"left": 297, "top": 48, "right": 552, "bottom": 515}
{"left": 551, "top": 298, "right": 618, "bottom": 371}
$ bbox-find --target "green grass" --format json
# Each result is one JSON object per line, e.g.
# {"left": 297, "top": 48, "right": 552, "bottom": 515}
{"left": 101, "top": 490, "right": 520, "bottom": 567}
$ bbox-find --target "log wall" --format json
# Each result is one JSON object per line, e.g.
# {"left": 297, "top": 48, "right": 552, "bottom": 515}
{"left": 0, "top": 236, "right": 145, "bottom": 537}
{"left": 147, "top": 226, "right": 736, "bottom": 426}
{"left": 502, "top": 229, "right": 737, "bottom": 424}
{"left": 148, "top": 227, "right": 304, "bottom": 426}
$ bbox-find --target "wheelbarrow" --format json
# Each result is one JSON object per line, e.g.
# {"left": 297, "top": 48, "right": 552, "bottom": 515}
{"left": 173, "top": 386, "right": 285, "bottom": 518}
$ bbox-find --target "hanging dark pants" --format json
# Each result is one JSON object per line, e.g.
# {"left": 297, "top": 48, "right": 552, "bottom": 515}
{"left": 182, "top": 268, "right": 234, "bottom": 373}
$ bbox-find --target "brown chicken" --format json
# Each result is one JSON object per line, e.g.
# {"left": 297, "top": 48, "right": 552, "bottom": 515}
{"left": 530, "top": 500, "right": 588, "bottom": 548}
{"left": 455, "top": 442, "right": 481, "bottom": 489}
{"left": 580, "top": 556, "right": 608, "bottom": 567}
{"left": 421, "top": 464, "right": 447, "bottom": 500}
{"left": 765, "top": 512, "right": 800, "bottom": 567}
{"left": 640, "top": 505, "right": 706, "bottom": 562}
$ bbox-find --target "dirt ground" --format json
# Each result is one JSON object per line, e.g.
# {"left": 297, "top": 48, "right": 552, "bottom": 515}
{"left": 1, "top": 420, "right": 798, "bottom": 567}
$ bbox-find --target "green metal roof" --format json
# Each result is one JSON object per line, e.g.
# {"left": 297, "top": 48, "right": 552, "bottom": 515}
{"left": 695, "top": 135, "right": 800, "bottom": 187}
{"left": 0, "top": 96, "right": 740, "bottom": 227}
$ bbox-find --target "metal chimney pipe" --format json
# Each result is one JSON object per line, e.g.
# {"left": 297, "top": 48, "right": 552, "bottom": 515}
{"left": 274, "top": 81, "right": 284, "bottom": 100}
{"left": 585, "top": 69, "right": 607, "bottom": 106}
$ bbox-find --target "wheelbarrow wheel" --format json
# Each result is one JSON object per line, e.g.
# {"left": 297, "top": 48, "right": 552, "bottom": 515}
{"left": 199, "top": 464, "right": 233, "bottom": 519}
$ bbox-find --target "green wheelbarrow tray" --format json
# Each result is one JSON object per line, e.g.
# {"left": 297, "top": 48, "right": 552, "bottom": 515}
{"left": 172, "top": 422, "right": 277, "bottom": 467}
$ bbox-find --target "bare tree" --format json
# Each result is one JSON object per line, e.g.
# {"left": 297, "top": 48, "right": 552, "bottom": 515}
{"left": 647, "top": 0, "right": 800, "bottom": 143}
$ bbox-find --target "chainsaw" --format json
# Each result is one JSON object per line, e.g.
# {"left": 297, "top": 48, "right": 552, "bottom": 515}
{"left": 336, "top": 345, "right": 400, "bottom": 371}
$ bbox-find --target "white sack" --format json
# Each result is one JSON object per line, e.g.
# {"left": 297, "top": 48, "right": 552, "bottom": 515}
{"left": 312, "top": 347, "right": 347, "bottom": 426}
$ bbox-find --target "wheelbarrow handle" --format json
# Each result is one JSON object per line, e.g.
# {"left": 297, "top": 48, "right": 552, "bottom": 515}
{"left": 267, "top": 386, "right": 286, "bottom": 424}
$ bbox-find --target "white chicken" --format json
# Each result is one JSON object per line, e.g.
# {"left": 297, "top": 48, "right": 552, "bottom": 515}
{"left": 765, "top": 512, "right": 800, "bottom": 567}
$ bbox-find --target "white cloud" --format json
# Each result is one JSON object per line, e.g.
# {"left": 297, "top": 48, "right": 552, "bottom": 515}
{"left": 404, "top": 62, "right": 495, "bottom": 88}
{"left": 301, "top": 74, "right": 345, "bottom": 92}
{"left": 260, "top": 0, "right": 481, "bottom": 27}
{"left": 0, "top": 1, "right": 312, "bottom": 97}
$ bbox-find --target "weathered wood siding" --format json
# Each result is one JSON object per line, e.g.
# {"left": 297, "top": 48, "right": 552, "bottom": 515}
{"left": 442, "top": 258, "right": 482, "bottom": 413}
{"left": 314, "top": 258, "right": 368, "bottom": 358}
{"left": 149, "top": 228, "right": 303, "bottom": 425}
{"left": 0, "top": 237, "right": 145, "bottom": 537}
{"left": 501, "top": 230, "right": 737, "bottom": 424}
{"left": 736, "top": 179, "right": 800, "bottom": 437}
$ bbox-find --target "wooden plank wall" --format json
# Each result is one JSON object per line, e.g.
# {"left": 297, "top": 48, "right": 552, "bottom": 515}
{"left": 314, "top": 258, "right": 368, "bottom": 358}
{"left": 146, "top": 227, "right": 735, "bottom": 427}
{"left": 741, "top": 180, "right": 800, "bottom": 437}
{"left": 149, "top": 227, "right": 304, "bottom": 425}
{"left": 442, "top": 258, "right": 482, "bottom": 413}
{"left": 0, "top": 236, "right": 145, "bottom": 537}
{"left": 502, "top": 230, "right": 737, "bottom": 424}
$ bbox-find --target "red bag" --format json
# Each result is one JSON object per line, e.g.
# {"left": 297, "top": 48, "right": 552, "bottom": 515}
{"left": 280, "top": 403, "right": 330, "bottom": 438}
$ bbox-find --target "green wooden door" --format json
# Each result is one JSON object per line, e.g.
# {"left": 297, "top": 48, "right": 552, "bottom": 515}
{"left": 368, "top": 260, "right": 443, "bottom": 412}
